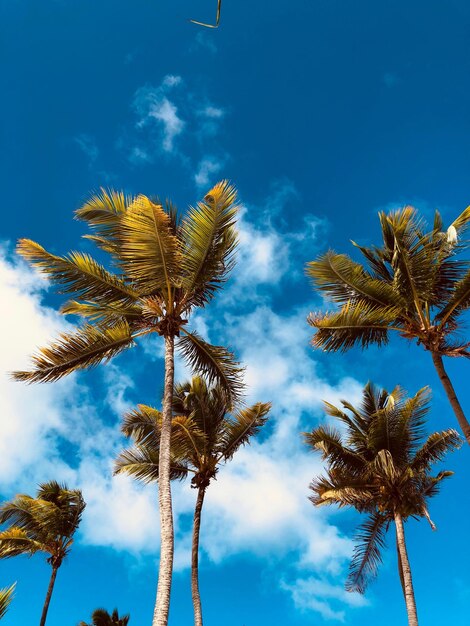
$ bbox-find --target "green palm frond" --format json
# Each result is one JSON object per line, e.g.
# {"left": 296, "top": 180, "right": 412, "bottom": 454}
{"left": 346, "top": 512, "right": 387, "bottom": 593}
{"left": 12, "top": 321, "right": 137, "bottom": 383}
{"left": 436, "top": 268, "right": 470, "bottom": 328}
{"left": 121, "top": 404, "right": 162, "bottom": 444}
{"left": 16, "top": 240, "right": 139, "bottom": 305}
{"left": 60, "top": 300, "right": 142, "bottom": 323}
{"left": 306, "top": 251, "right": 401, "bottom": 308}
{"left": 308, "top": 301, "right": 399, "bottom": 352}
{"left": 75, "top": 189, "right": 134, "bottom": 254}
{"left": 114, "top": 446, "right": 189, "bottom": 483}
{"left": 177, "top": 329, "right": 244, "bottom": 404}
{"left": 217, "top": 402, "right": 271, "bottom": 461}
{"left": 118, "top": 195, "right": 182, "bottom": 298}
{"left": 0, "top": 583, "right": 15, "bottom": 619}
{"left": 181, "top": 180, "right": 239, "bottom": 308}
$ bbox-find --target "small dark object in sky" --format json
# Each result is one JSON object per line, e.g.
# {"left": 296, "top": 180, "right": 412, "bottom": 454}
{"left": 190, "top": 0, "right": 221, "bottom": 28}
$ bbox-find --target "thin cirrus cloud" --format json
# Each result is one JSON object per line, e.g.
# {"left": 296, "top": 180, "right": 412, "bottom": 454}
{"left": 0, "top": 191, "right": 366, "bottom": 621}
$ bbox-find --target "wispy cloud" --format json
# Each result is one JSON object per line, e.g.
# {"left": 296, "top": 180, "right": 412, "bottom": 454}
{"left": 74, "top": 134, "right": 99, "bottom": 165}
{"left": 194, "top": 156, "right": 225, "bottom": 188}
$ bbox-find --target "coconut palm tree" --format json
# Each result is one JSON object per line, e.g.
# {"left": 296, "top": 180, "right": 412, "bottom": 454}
{"left": 12, "top": 181, "right": 243, "bottom": 626}
{"left": 78, "top": 607, "right": 130, "bottom": 626}
{"left": 0, "top": 583, "right": 15, "bottom": 620}
{"left": 307, "top": 205, "right": 470, "bottom": 443}
{"left": 304, "top": 383, "right": 460, "bottom": 626}
{"left": 115, "top": 376, "right": 271, "bottom": 626}
{"left": 0, "top": 482, "right": 85, "bottom": 626}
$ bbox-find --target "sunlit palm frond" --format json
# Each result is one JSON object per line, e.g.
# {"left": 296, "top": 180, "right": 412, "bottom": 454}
{"left": 308, "top": 302, "right": 399, "bottom": 352}
{"left": 346, "top": 512, "right": 387, "bottom": 593}
{"left": 60, "top": 300, "right": 142, "bottom": 324}
{"left": 0, "top": 583, "right": 15, "bottom": 620}
{"left": 121, "top": 404, "right": 161, "bottom": 444}
{"left": 12, "top": 321, "right": 136, "bottom": 383}
{"left": 16, "top": 240, "right": 139, "bottom": 305}
{"left": 181, "top": 180, "right": 239, "bottom": 308}
{"left": 0, "top": 527, "right": 43, "bottom": 558}
{"left": 118, "top": 195, "right": 182, "bottom": 298}
{"left": 217, "top": 402, "right": 271, "bottom": 460}
{"left": 177, "top": 329, "right": 244, "bottom": 404}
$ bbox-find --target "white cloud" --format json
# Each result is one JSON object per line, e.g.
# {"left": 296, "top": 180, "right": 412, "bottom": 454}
{"left": 194, "top": 156, "right": 224, "bottom": 188}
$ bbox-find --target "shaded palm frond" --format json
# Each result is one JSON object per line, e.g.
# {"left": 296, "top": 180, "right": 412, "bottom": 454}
{"left": 436, "top": 268, "right": 470, "bottom": 328}
{"left": 411, "top": 429, "right": 461, "bottom": 471}
{"left": 114, "top": 446, "right": 189, "bottom": 483}
{"left": 16, "top": 240, "right": 139, "bottom": 305}
{"left": 346, "top": 512, "right": 387, "bottom": 593}
{"left": 118, "top": 195, "right": 182, "bottom": 297}
{"left": 217, "top": 402, "right": 271, "bottom": 460}
{"left": 121, "top": 404, "right": 162, "bottom": 444}
{"left": 181, "top": 180, "right": 239, "bottom": 308}
{"left": 12, "top": 321, "right": 136, "bottom": 383}
{"left": 177, "top": 330, "right": 244, "bottom": 404}
{"left": 304, "top": 426, "right": 365, "bottom": 474}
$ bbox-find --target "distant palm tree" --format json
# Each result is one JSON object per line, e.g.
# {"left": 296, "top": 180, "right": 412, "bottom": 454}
{"left": 0, "top": 482, "right": 85, "bottom": 626}
{"left": 0, "top": 583, "right": 15, "bottom": 620}
{"left": 307, "top": 205, "right": 470, "bottom": 443}
{"left": 115, "top": 376, "right": 271, "bottom": 626}
{"left": 304, "top": 383, "right": 460, "bottom": 626}
{"left": 78, "top": 607, "right": 130, "bottom": 626}
{"left": 12, "top": 181, "right": 243, "bottom": 626}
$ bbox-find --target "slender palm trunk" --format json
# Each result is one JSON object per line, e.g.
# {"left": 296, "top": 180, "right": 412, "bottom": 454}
{"left": 431, "top": 352, "right": 470, "bottom": 444}
{"left": 39, "top": 565, "right": 58, "bottom": 626}
{"left": 152, "top": 334, "right": 175, "bottom": 626}
{"left": 191, "top": 487, "right": 206, "bottom": 626}
{"left": 394, "top": 512, "right": 418, "bottom": 626}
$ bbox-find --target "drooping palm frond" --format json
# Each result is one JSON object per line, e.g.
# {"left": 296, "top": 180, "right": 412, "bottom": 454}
{"left": 346, "top": 512, "right": 388, "bottom": 593}
{"left": 177, "top": 330, "right": 244, "bottom": 404}
{"left": 12, "top": 321, "right": 137, "bottom": 383}
{"left": 0, "top": 583, "right": 15, "bottom": 619}
{"left": 181, "top": 180, "right": 238, "bottom": 308}
{"left": 16, "top": 240, "right": 139, "bottom": 305}
{"left": 117, "top": 196, "right": 182, "bottom": 298}
{"left": 217, "top": 402, "right": 271, "bottom": 461}
{"left": 308, "top": 302, "right": 400, "bottom": 352}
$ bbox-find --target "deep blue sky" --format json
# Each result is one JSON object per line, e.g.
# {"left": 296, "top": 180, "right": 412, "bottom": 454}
{"left": 1, "top": 1, "right": 470, "bottom": 625}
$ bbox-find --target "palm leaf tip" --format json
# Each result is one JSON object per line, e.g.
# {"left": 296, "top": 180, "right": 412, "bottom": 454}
{"left": 346, "top": 512, "right": 387, "bottom": 594}
{"left": 11, "top": 321, "right": 135, "bottom": 383}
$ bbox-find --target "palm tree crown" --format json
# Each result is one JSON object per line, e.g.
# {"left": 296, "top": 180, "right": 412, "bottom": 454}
{"left": 304, "top": 383, "right": 460, "bottom": 594}
{"left": 78, "top": 607, "right": 130, "bottom": 626}
{"left": 115, "top": 376, "right": 271, "bottom": 490}
{"left": 12, "top": 181, "right": 243, "bottom": 402}
{"left": 307, "top": 206, "right": 470, "bottom": 441}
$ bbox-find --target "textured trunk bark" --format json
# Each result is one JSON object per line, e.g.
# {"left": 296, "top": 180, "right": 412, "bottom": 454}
{"left": 39, "top": 565, "right": 58, "bottom": 626}
{"left": 152, "top": 334, "right": 175, "bottom": 626}
{"left": 191, "top": 487, "right": 206, "bottom": 626}
{"left": 431, "top": 351, "right": 470, "bottom": 444}
{"left": 394, "top": 512, "right": 419, "bottom": 626}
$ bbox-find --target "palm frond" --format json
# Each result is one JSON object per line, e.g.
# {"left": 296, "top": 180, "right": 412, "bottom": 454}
{"left": 217, "top": 402, "right": 271, "bottom": 460}
{"left": 114, "top": 446, "right": 189, "bottom": 483}
{"left": 60, "top": 300, "right": 142, "bottom": 323}
{"left": 304, "top": 426, "right": 365, "bottom": 474}
{"left": 0, "top": 583, "right": 15, "bottom": 619}
{"left": 0, "top": 527, "right": 43, "bottom": 558}
{"left": 181, "top": 180, "right": 239, "bottom": 308}
{"left": 308, "top": 301, "right": 398, "bottom": 352}
{"left": 177, "top": 329, "right": 244, "bottom": 404}
{"left": 12, "top": 321, "right": 136, "bottom": 383}
{"left": 118, "top": 195, "right": 182, "bottom": 297}
{"left": 16, "top": 240, "right": 139, "bottom": 305}
{"left": 411, "top": 430, "right": 461, "bottom": 471}
{"left": 346, "top": 512, "right": 387, "bottom": 593}
{"left": 436, "top": 268, "right": 470, "bottom": 328}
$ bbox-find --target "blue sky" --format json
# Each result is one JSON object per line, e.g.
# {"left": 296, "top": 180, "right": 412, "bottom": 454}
{"left": 1, "top": 0, "right": 470, "bottom": 624}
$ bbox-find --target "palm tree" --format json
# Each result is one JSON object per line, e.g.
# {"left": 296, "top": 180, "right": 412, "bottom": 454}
{"left": 78, "top": 607, "right": 130, "bottom": 626}
{"left": 12, "top": 181, "right": 243, "bottom": 626}
{"left": 0, "top": 583, "right": 15, "bottom": 620}
{"left": 307, "top": 205, "right": 470, "bottom": 443}
{"left": 304, "top": 383, "right": 460, "bottom": 626}
{"left": 115, "top": 376, "right": 271, "bottom": 626}
{"left": 0, "top": 482, "right": 85, "bottom": 626}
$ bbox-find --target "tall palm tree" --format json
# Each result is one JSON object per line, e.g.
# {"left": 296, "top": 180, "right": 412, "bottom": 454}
{"left": 78, "top": 608, "right": 130, "bottom": 626}
{"left": 0, "top": 482, "right": 85, "bottom": 626}
{"left": 115, "top": 376, "right": 271, "bottom": 626}
{"left": 304, "top": 383, "right": 460, "bottom": 626}
{"left": 12, "top": 181, "right": 243, "bottom": 626}
{"left": 307, "top": 205, "right": 470, "bottom": 443}
{"left": 0, "top": 583, "right": 15, "bottom": 620}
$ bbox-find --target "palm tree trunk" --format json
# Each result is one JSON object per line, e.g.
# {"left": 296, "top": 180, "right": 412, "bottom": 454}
{"left": 394, "top": 512, "right": 418, "bottom": 626}
{"left": 152, "top": 334, "right": 175, "bottom": 626}
{"left": 431, "top": 351, "right": 470, "bottom": 444}
{"left": 191, "top": 487, "right": 206, "bottom": 626}
{"left": 39, "top": 565, "right": 58, "bottom": 626}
